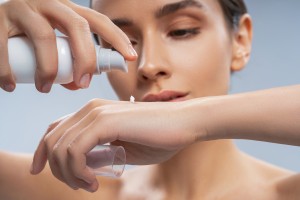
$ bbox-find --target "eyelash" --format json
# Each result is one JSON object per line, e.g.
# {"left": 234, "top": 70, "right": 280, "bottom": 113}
{"left": 168, "top": 27, "right": 200, "bottom": 39}
{"left": 124, "top": 28, "right": 201, "bottom": 47}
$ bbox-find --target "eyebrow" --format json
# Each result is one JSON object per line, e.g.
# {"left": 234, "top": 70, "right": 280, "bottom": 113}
{"left": 155, "top": 0, "right": 204, "bottom": 18}
{"left": 111, "top": 0, "right": 204, "bottom": 28}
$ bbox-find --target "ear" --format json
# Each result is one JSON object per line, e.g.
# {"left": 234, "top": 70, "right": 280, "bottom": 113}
{"left": 231, "top": 14, "right": 253, "bottom": 72}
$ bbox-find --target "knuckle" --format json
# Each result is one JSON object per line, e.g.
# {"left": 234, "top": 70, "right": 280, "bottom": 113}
{"left": 83, "top": 53, "right": 96, "bottom": 69}
{"left": 43, "top": 135, "right": 52, "bottom": 149}
{"left": 67, "top": 143, "right": 76, "bottom": 157}
{"left": 46, "top": 123, "right": 56, "bottom": 133}
{"left": 43, "top": 134, "right": 50, "bottom": 144}
{"left": 90, "top": 107, "right": 102, "bottom": 118}
{"left": 75, "top": 52, "right": 95, "bottom": 72}
{"left": 85, "top": 99, "right": 101, "bottom": 110}
{"left": 36, "top": 65, "right": 57, "bottom": 81}
{"left": 34, "top": 29, "right": 56, "bottom": 42}
{"left": 98, "top": 13, "right": 111, "bottom": 24}
{"left": 52, "top": 144, "right": 60, "bottom": 158}
{"left": 72, "top": 16, "right": 89, "bottom": 31}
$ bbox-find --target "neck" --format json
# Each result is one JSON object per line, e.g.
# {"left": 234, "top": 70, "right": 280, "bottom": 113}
{"left": 155, "top": 140, "right": 246, "bottom": 198}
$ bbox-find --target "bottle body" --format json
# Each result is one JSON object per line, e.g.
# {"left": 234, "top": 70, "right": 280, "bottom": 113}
{"left": 8, "top": 36, "right": 127, "bottom": 84}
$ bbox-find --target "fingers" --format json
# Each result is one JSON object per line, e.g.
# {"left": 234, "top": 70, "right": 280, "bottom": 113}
{"left": 2, "top": 0, "right": 96, "bottom": 91}
{"left": 67, "top": 2, "right": 138, "bottom": 61}
{"left": 31, "top": 118, "right": 64, "bottom": 175}
{"left": 31, "top": 113, "right": 72, "bottom": 174}
{"left": 48, "top": 109, "right": 117, "bottom": 191}
{"left": 48, "top": 114, "right": 99, "bottom": 191}
{"left": 30, "top": 133, "right": 48, "bottom": 174}
{"left": 0, "top": 9, "right": 15, "bottom": 92}
{"left": 31, "top": 100, "right": 106, "bottom": 190}
{"left": 1, "top": 0, "right": 136, "bottom": 92}
{"left": 3, "top": 0, "right": 58, "bottom": 92}
{"left": 32, "top": 99, "right": 120, "bottom": 192}
{"left": 16, "top": 11, "right": 58, "bottom": 93}
{"left": 39, "top": 2, "right": 96, "bottom": 89}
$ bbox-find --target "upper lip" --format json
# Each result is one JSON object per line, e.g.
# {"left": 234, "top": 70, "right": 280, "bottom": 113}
{"left": 142, "top": 90, "right": 189, "bottom": 102}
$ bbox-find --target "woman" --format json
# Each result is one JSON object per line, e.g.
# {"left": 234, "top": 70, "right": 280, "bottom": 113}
{"left": 1, "top": 0, "right": 300, "bottom": 199}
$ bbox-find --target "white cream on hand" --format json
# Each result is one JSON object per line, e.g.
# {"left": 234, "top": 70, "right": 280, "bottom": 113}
{"left": 130, "top": 95, "right": 135, "bottom": 103}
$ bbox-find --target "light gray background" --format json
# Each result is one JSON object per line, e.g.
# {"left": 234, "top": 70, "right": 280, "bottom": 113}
{"left": 0, "top": 0, "right": 299, "bottom": 171}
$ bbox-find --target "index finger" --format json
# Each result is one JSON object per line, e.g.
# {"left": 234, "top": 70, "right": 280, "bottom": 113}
{"left": 30, "top": 116, "right": 68, "bottom": 175}
{"left": 67, "top": 2, "right": 138, "bottom": 61}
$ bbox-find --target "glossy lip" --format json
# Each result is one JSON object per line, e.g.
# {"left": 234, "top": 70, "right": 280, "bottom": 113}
{"left": 142, "top": 90, "right": 189, "bottom": 102}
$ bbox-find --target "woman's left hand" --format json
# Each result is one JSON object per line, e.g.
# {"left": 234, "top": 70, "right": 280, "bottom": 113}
{"left": 30, "top": 98, "right": 208, "bottom": 192}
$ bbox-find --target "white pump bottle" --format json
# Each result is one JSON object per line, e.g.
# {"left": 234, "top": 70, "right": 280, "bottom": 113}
{"left": 7, "top": 36, "right": 128, "bottom": 84}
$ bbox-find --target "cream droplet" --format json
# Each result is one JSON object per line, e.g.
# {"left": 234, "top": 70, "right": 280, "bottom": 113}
{"left": 130, "top": 95, "right": 135, "bottom": 103}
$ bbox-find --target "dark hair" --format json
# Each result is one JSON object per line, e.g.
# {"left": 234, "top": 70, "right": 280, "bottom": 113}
{"left": 218, "top": 0, "right": 248, "bottom": 30}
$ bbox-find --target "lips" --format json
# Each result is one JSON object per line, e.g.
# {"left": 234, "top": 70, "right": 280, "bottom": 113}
{"left": 142, "top": 90, "right": 189, "bottom": 102}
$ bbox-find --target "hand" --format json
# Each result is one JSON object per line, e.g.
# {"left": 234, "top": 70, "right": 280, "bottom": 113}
{"left": 30, "top": 99, "right": 205, "bottom": 192}
{"left": 0, "top": 0, "right": 137, "bottom": 92}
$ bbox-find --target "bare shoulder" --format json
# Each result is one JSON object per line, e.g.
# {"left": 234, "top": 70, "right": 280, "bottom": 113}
{"left": 248, "top": 156, "right": 300, "bottom": 199}
{"left": 226, "top": 152, "right": 296, "bottom": 200}
{"left": 247, "top": 154, "right": 299, "bottom": 200}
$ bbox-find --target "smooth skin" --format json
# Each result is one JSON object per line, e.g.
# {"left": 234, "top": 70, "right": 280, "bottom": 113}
{"left": 1, "top": 0, "right": 300, "bottom": 199}
{"left": 0, "top": 0, "right": 137, "bottom": 92}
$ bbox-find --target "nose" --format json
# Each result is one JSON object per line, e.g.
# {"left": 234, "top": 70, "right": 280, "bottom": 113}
{"left": 137, "top": 35, "right": 171, "bottom": 82}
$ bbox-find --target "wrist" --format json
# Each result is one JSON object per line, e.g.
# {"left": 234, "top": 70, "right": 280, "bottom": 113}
{"left": 185, "top": 95, "right": 235, "bottom": 142}
{"left": 179, "top": 97, "right": 215, "bottom": 143}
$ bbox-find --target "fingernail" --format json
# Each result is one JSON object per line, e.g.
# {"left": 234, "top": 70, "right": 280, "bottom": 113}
{"left": 3, "top": 83, "right": 15, "bottom": 92}
{"left": 128, "top": 44, "right": 137, "bottom": 57}
{"left": 41, "top": 82, "right": 52, "bottom": 93}
{"left": 80, "top": 74, "right": 91, "bottom": 89}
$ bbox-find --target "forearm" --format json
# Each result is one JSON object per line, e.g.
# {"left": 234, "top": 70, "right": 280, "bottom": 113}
{"left": 198, "top": 85, "right": 300, "bottom": 145}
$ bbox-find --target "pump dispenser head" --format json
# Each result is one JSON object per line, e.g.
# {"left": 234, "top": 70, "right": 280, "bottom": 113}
{"left": 96, "top": 46, "right": 128, "bottom": 74}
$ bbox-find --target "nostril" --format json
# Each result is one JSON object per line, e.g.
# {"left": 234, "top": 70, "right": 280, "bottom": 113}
{"left": 157, "top": 72, "right": 167, "bottom": 76}
{"left": 142, "top": 71, "right": 167, "bottom": 81}
{"left": 142, "top": 75, "right": 148, "bottom": 80}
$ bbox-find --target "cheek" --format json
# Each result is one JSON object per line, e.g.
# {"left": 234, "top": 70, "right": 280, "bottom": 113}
{"left": 168, "top": 33, "right": 232, "bottom": 96}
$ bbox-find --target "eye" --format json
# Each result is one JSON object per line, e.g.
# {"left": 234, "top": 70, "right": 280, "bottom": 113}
{"left": 168, "top": 28, "right": 200, "bottom": 39}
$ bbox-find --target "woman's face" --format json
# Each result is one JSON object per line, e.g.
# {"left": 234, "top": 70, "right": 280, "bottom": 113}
{"left": 93, "top": 0, "right": 241, "bottom": 102}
